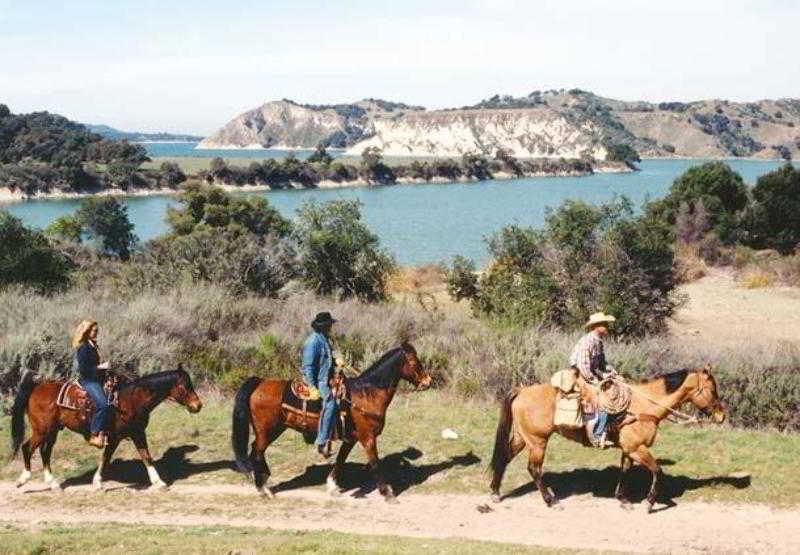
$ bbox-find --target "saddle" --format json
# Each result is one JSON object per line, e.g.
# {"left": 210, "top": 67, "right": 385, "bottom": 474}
{"left": 56, "top": 372, "right": 123, "bottom": 413}
{"left": 550, "top": 369, "right": 632, "bottom": 433}
{"left": 281, "top": 377, "right": 353, "bottom": 442}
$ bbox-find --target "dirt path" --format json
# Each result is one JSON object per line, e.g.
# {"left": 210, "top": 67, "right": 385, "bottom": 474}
{"left": 670, "top": 267, "right": 800, "bottom": 345}
{"left": 2, "top": 481, "right": 799, "bottom": 554}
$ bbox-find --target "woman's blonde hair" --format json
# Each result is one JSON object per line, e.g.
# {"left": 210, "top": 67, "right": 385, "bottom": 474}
{"left": 71, "top": 320, "right": 97, "bottom": 349}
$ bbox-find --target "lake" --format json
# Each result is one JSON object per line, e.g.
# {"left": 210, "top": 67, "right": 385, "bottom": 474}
{"left": 3, "top": 147, "right": 795, "bottom": 266}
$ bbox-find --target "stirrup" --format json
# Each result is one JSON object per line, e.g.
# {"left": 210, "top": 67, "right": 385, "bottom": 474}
{"left": 590, "top": 432, "right": 607, "bottom": 449}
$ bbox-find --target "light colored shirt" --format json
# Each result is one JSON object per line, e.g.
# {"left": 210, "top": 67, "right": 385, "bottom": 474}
{"left": 569, "top": 332, "right": 607, "bottom": 383}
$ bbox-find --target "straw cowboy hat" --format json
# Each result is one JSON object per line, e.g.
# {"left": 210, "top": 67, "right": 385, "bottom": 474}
{"left": 585, "top": 312, "right": 616, "bottom": 329}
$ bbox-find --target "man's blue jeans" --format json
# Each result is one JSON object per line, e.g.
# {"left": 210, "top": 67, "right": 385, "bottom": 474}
{"left": 592, "top": 409, "right": 609, "bottom": 440}
{"left": 316, "top": 376, "right": 337, "bottom": 447}
{"left": 79, "top": 379, "right": 111, "bottom": 434}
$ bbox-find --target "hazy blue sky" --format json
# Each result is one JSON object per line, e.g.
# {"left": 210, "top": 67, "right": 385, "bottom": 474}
{"left": 2, "top": 0, "right": 798, "bottom": 134}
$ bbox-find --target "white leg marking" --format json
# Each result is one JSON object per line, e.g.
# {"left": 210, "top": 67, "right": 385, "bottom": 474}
{"left": 146, "top": 463, "right": 167, "bottom": 488}
{"left": 93, "top": 468, "right": 104, "bottom": 490}
{"left": 15, "top": 470, "right": 32, "bottom": 488}
{"left": 326, "top": 475, "right": 339, "bottom": 494}
{"left": 43, "top": 469, "right": 61, "bottom": 491}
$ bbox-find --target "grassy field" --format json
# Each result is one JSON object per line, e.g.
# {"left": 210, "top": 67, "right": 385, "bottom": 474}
{"left": 0, "top": 523, "right": 604, "bottom": 555}
{"left": 1, "top": 391, "right": 794, "bottom": 506}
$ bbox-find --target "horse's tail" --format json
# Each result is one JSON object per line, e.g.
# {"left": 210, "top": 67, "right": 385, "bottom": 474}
{"left": 490, "top": 388, "right": 519, "bottom": 478}
{"left": 10, "top": 372, "right": 36, "bottom": 460}
{"left": 231, "top": 376, "right": 261, "bottom": 474}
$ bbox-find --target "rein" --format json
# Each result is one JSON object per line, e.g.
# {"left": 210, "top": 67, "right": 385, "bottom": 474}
{"left": 612, "top": 377, "right": 702, "bottom": 425}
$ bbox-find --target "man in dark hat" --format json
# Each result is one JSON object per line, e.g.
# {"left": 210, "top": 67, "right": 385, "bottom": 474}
{"left": 301, "top": 312, "right": 338, "bottom": 458}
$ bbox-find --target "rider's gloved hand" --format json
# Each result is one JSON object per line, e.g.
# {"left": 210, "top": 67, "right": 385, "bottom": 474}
{"left": 306, "top": 386, "right": 321, "bottom": 400}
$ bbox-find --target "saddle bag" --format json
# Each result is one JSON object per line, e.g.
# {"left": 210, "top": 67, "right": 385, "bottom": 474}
{"left": 550, "top": 369, "right": 583, "bottom": 429}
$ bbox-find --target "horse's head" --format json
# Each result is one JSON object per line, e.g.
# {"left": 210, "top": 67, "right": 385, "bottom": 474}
{"left": 169, "top": 367, "right": 203, "bottom": 413}
{"left": 688, "top": 364, "right": 725, "bottom": 423}
{"left": 399, "top": 342, "right": 431, "bottom": 391}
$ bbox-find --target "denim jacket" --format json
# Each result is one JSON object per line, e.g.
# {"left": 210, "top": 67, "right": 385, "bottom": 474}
{"left": 301, "top": 331, "right": 333, "bottom": 387}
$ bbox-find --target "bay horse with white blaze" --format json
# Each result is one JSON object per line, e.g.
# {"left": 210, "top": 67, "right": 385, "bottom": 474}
{"left": 10, "top": 368, "right": 202, "bottom": 491}
{"left": 232, "top": 343, "right": 431, "bottom": 501}
{"left": 489, "top": 366, "right": 725, "bottom": 513}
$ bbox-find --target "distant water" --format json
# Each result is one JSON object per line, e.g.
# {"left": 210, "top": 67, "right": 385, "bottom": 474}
{"left": 143, "top": 142, "right": 342, "bottom": 160}
{"left": 4, "top": 154, "right": 796, "bottom": 266}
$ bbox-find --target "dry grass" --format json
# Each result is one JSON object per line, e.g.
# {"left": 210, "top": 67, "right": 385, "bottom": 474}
{"left": 673, "top": 243, "right": 709, "bottom": 284}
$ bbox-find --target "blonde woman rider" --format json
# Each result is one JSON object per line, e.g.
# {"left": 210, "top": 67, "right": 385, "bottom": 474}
{"left": 72, "top": 320, "right": 112, "bottom": 448}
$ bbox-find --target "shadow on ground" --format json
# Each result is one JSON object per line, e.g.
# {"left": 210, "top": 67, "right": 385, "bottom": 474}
{"left": 272, "top": 446, "right": 481, "bottom": 496}
{"left": 501, "top": 458, "right": 751, "bottom": 507}
{"left": 60, "top": 445, "right": 234, "bottom": 489}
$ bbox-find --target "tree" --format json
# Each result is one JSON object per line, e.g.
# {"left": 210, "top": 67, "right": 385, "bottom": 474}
{"left": 159, "top": 161, "right": 186, "bottom": 188}
{"left": 360, "top": 147, "right": 395, "bottom": 184}
{"left": 604, "top": 143, "right": 641, "bottom": 167}
{"left": 308, "top": 144, "right": 334, "bottom": 166}
{"left": 295, "top": 199, "right": 396, "bottom": 301}
{"left": 166, "top": 182, "right": 291, "bottom": 237}
{"left": 743, "top": 164, "right": 800, "bottom": 253}
{"left": 75, "top": 197, "right": 138, "bottom": 260}
{"left": 0, "top": 211, "right": 72, "bottom": 291}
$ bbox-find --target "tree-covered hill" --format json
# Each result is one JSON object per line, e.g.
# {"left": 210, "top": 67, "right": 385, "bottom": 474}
{"left": 0, "top": 104, "right": 154, "bottom": 196}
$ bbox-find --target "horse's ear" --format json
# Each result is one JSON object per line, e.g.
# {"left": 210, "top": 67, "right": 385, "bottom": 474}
{"left": 702, "top": 361, "right": 713, "bottom": 374}
{"left": 178, "top": 362, "right": 184, "bottom": 372}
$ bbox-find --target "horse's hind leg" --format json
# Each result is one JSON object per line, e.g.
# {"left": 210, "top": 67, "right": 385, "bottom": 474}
{"left": 527, "top": 440, "right": 556, "bottom": 507}
{"left": 40, "top": 430, "right": 62, "bottom": 491}
{"left": 93, "top": 436, "right": 120, "bottom": 491}
{"left": 490, "top": 435, "right": 525, "bottom": 503}
{"left": 16, "top": 429, "right": 46, "bottom": 488}
{"left": 251, "top": 424, "right": 284, "bottom": 498}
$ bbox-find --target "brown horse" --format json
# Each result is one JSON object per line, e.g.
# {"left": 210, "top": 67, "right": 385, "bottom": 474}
{"left": 489, "top": 366, "right": 726, "bottom": 513}
{"left": 232, "top": 343, "right": 431, "bottom": 501}
{"left": 10, "top": 368, "right": 202, "bottom": 491}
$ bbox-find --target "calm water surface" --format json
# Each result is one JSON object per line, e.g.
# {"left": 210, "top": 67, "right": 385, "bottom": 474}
{"left": 4, "top": 149, "right": 795, "bottom": 265}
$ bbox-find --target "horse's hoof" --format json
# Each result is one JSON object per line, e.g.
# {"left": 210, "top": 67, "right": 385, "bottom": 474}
{"left": 15, "top": 471, "right": 32, "bottom": 488}
{"left": 151, "top": 481, "right": 169, "bottom": 491}
{"left": 326, "top": 476, "right": 339, "bottom": 495}
{"left": 49, "top": 481, "right": 63, "bottom": 493}
{"left": 384, "top": 494, "right": 398, "bottom": 504}
{"left": 490, "top": 493, "right": 502, "bottom": 504}
{"left": 258, "top": 486, "right": 275, "bottom": 499}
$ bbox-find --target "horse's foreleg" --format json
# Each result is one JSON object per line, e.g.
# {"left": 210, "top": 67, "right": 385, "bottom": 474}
{"left": 527, "top": 440, "right": 555, "bottom": 507}
{"left": 360, "top": 436, "right": 394, "bottom": 502}
{"left": 131, "top": 430, "right": 167, "bottom": 489}
{"left": 614, "top": 452, "right": 632, "bottom": 504}
{"left": 490, "top": 435, "right": 525, "bottom": 503}
{"left": 327, "top": 440, "right": 355, "bottom": 495}
{"left": 630, "top": 445, "right": 661, "bottom": 513}
{"left": 93, "top": 436, "right": 120, "bottom": 491}
{"left": 40, "top": 430, "right": 61, "bottom": 492}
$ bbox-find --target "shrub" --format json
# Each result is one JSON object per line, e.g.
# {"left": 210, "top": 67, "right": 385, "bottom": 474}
{"left": 743, "top": 164, "right": 800, "bottom": 253}
{"left": 166, "top": 181, "right": 291, "bottom": 237}
{"left": 465, "top": 199, "right": 679, "bottom": 336}
{"left": 360, "top": 147, "right": 395, "bottom": 184}
{"left": 75, "top": 197, "right": 138, "bottom": 260}
{"left": 647, "top": 162, "right": 748, "bottom": 243}
{"left": 604, "top": 143, "right": 641, "bottom": 167}
{"left": 737, "top": 268, "right": 772, "bottom": 289}
{"left": 294, "top": 200, "right": 396, "bottom": 301}
{"left": 0, "top": 211, "right": 73, "bottom": 291}
{"left": 45, "top": 215, "right": 83, "bottom": 243}
{"left": 446, "top": 256, "right": 479, "bottom": 301}
{"left": 121, "top": 229, "right": 298, "bottom": 296}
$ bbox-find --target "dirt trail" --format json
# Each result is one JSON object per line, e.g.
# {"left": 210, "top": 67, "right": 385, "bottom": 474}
{"left": 2, "top": 481, "right": 799, "bottom": 554}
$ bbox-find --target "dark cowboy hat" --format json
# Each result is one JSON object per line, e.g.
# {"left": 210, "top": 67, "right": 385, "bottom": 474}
{"left": 311, "top": 312, "right": 337, "bottom": 328}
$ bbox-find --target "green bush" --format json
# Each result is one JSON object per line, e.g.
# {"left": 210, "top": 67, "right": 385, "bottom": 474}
{"left": 742, "top": 164, "right": 800, "bottom": 253}
{"left": 647, "top": 162, "right": 748, "bottom": 243}
{"left": 0, "top": 211, "right": 73, "bottom": 292}
{"left": 120, "top": 229, "right": 298, "bottom": 296}
{"left": 457, "top": 199, "right": 679, "bottom": 336}
{"left": 166, "top": 181, "right": 291, "bottom": 237}
{"left": 294, "top": 199, "right": 396, "bottom": 301}
{"left": 446, "top": 256, "right": 479, "bottom": 301}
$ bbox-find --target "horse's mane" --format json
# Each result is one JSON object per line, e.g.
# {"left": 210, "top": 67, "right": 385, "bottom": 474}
{"left": 643, "top": 369, "right": 690, "bottom": 393}
{"left": 122, "top": 369, "right": 186, "bottom": 393}
{"left": 348, "top": 348, "right": 405, "bottom": 391}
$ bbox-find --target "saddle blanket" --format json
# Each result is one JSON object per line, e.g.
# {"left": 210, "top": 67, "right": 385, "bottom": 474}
{"left": 56, "top": 381, "right": 90, "bottom": 411}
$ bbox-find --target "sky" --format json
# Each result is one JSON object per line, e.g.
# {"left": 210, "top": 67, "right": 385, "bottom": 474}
{"left": 1, "top": 0, "right": 798, "bottom": 135}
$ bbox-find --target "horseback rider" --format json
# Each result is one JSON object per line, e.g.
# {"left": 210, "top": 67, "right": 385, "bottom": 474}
{"left": 71, "top": 320, "right": 112, "bottom": 448}
{"left": 569, "top": 312, "right": 617, "bottom": 448}
{"left": 301, "top": 312, "right": 339, "bottom": 458}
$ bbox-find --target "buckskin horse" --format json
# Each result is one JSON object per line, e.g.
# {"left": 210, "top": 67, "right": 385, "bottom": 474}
{"left": 232, "top": 343, "right": 431, "bottom": 501}
{"left": 10, "top": 368, "right": 202, "bottom": 491}
{"left": 489, "top": 366, "right": 726, "bottom": 513}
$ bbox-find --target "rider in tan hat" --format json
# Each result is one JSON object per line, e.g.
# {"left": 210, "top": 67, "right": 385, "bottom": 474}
{"left": 569, "top": 312, "right": 617, "bottom": 447}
